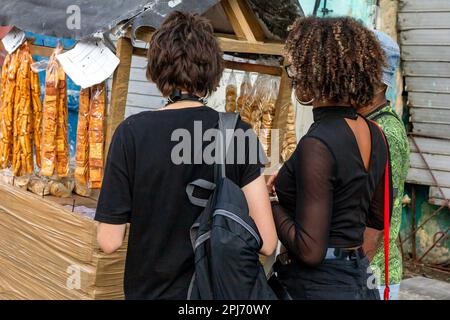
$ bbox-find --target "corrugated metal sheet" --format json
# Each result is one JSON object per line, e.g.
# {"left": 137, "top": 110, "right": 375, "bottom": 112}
{"left": 400, "top": 0, "right": 450, "bottom": 204}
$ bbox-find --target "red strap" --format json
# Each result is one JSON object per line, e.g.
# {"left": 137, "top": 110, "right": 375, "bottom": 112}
{"left": 370, "top": 120, "right": 390, "bottom": 300}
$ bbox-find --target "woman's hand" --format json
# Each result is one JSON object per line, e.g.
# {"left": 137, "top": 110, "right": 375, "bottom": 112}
{"left": 266, "top": 171, "right": 279, "bottom": 194}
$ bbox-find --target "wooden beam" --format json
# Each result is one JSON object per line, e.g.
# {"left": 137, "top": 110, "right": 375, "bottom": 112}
{"left": 105, "top": 37, "right": 133, "bottom": 158}
{"left": 130, "top": 29, "right": 284, "bottom": 56}
{"left": 221, "top": 0, "right": 265, "bottom": 43}
{"left": 29, "top": 44, "right": 66, "bottom": 57}
{"left": 223, "top": 60, "right": 282, "bottom": 76}
{"left": 133, "top": 47, "right": 147, "bottom": 57}
{"left": 217, "top": 37, "right": 284, "bottom": 56}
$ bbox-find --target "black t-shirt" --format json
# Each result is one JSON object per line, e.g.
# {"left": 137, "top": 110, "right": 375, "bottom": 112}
{"left": 95, "top": 106, "right": 265, "bottom": 300}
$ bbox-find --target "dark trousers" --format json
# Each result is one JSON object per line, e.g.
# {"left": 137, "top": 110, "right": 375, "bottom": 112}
{"left": 277, "top": 255, "right": 380, "bottom": 300}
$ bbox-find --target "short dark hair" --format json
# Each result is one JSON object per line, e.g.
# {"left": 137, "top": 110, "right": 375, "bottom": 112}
{"left": 285, "top": 17, "right": 385, "bottom": 108}
{"left": 146, "top": 11, "right": 224, "bottom": 97}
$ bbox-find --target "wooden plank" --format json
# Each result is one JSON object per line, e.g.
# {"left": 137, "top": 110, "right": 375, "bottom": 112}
{"left": 400, "top": 29, "right": 450, "bottom": 46}
{"left": 410, "top": 107, "right": 450, "bottom": 124}
{"left": 221, "top": 0, "right": 246, "bottom": 40}
{"left": 221, "top": 0, "right": 265, "bottom": 43}
{"left": 408, "top": 92, "right": 450, "bottom": 109}
{"left": 403, "top": 61, "right": 450, "bottom": 77}
{"left": 410, "top": 152, "right": 450, "bottom": 171}
{"left": 105, "top": 37, "right": 133, "bottom": 158}
{"left": 217, "top": 37, "right": 284, "bottom": 55}
{"left": 29, "top": 44, "right": 65, "bottom": 57}
{"left": 402, "top": 45, "right": 450, "bottom": 62}
{"left": 407, "top": 167, "right": 450, "bottom": 187}
{"left": 223, "top": 60, "right": 282, "bottom": 76}
{"left": 399, "top": 0, "right": 450, "bottom": 12}
{"left": 398, "top": 12, "right": 450, "bottom": 30}
{"left": 429, "top": 186, "right": 450, "bottom": 201}
{"left": 127, "top": 81, "right": 161, "bottom": 96}
{"left": 412, "top": 123, "right": 450, "bottom": 139}
{"left": 405, "top": 77, "right": 450, "bottom": 94}
{"left": 429, "top": 186, "right": 450, "bottom": 206}
{"left": 132, "top": 29, "right": 283, "bottom": 56}
{"left": 126, "top": 93, "right": 165, "bottom": 109}
{"left": 409, "top": 136, "right": 450, "bottom": 156}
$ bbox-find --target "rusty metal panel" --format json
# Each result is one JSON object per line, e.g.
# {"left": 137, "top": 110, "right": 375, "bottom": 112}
{"left": 399, "top": 0, "right": 450, "bottom": 12}
{"left": 399, "top": 12, "right": 450, "bottom": 30}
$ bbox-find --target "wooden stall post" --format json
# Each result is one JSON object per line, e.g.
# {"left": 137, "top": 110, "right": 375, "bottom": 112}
{"left": 105, "top": 37, "right": 133, "bottom": 158}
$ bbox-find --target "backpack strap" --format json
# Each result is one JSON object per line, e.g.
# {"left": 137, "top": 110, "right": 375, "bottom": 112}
{"left": 215, "top": 112, "right": 240, "bottom": 181}
{"left": 186, "top": 113, "right": 239, "bottom": 207}
{"left": 186, "top": 179, "right": 216, "bottom": 208}
{"left": 370, "top": 120, "right": 391, "bottom": 301}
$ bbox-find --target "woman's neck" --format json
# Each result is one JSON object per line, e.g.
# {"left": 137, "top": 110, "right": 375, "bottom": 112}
{"left": 164, "top": 101, "right": 204, "bottom": 110}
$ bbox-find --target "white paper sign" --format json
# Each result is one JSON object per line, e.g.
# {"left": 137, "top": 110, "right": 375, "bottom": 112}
{"left": 56, "top": 40, "right": 120, "bottom": 89}
{"left": 1, "top": 27, "right": 26, "bottom": 54}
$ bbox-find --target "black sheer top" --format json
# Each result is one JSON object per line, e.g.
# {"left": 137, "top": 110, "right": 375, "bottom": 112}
{"left": 273, "top": 106, "right": 393, "bottom": 267}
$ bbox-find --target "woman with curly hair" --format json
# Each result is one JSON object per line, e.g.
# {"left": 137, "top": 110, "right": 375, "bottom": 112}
{"left": 270, "top": 17, "right": 393, "bottom": 300}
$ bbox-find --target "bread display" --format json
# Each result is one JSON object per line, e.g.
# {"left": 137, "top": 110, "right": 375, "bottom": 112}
{"left": 0, "top": 42, "right": 42, "bottom": 176}
{"left": 74, "top": 82, "right": 106, "bottom": 193}
{"left": 225, "top": 71, "right": 237, "bottom": 113}
{"left": 281, "top": 102, "right": 297, "bottom": 161}
{"left": 40, "top": 45, "right": 69, "bottom": 178}
{"left": 88, "top": 83, "right": 105, "bottom": 189}
{"left": 74, "top": 88, "right": 90, "bottom": 186}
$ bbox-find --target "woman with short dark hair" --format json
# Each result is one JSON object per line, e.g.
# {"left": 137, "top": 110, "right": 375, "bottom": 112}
{"left": 270, "top": 17, "right": 393, "bottom": 300}
{"left": 95, "top": 11, "right": 277, "bottom": 300}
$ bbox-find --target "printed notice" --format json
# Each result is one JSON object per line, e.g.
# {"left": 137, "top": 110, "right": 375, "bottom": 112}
{"left": 1, "top": 27, "right": 26, "bottom": 54}
{"left": 56, "top": 40, "right": 120, "bottom": 89}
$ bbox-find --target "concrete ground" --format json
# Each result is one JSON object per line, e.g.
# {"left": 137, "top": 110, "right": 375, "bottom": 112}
{"left": 399, "top": 276, "right": 450, "bottom": 300}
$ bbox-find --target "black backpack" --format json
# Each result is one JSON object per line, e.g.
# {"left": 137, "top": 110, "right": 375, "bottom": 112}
{"left": 186, "top": 112, "right": 277, "bottom": 300}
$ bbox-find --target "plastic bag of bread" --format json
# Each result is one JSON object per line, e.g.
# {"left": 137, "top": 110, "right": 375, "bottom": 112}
{"left": 281, "top": 102, "right": 297, "bottom": 161}
{"left": 225, "top": 70, "right": 237, "bottom": 113}
{"left": 48, "top": 177, "right": 75, "bottom": 198}
{"left": 236, "top": 72, "right": 252, "bottom": 113}
{"left": 28, "top": 176, "right": 50, "bottom": 196}
{"left": 74, "top": 180, "right": 92, "bottom": 197}
{"left": 88, "top": 83, "right": 106, "bottom": 189}
{"left": 259, "top": 77, "right": 280, "bottom": 156}
{"left": 240, "top": 74, "right": 264, "bottom": 125}
{"left": 13, "top": 175, "right": 30, "bottom": 190}
{"left": 0, "top": 48, "right": 19, "bottom": 169}
{"left": 74, "top": 88, "right": 90, "bottom": 187}
{"left": 40, "top": 46, "right": 62, "bottom": 177}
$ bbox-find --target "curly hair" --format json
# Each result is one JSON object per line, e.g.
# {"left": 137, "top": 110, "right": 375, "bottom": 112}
{"left": 146, "top": 11, "right": 224, "bottom": 97}
{"left": 285, "top": 16, "right": 385, "bottom": 108}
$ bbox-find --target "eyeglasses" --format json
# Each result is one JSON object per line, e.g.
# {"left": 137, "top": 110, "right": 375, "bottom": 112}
{"left": 284, "top": 64, "right": 296, "bottom": 79}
